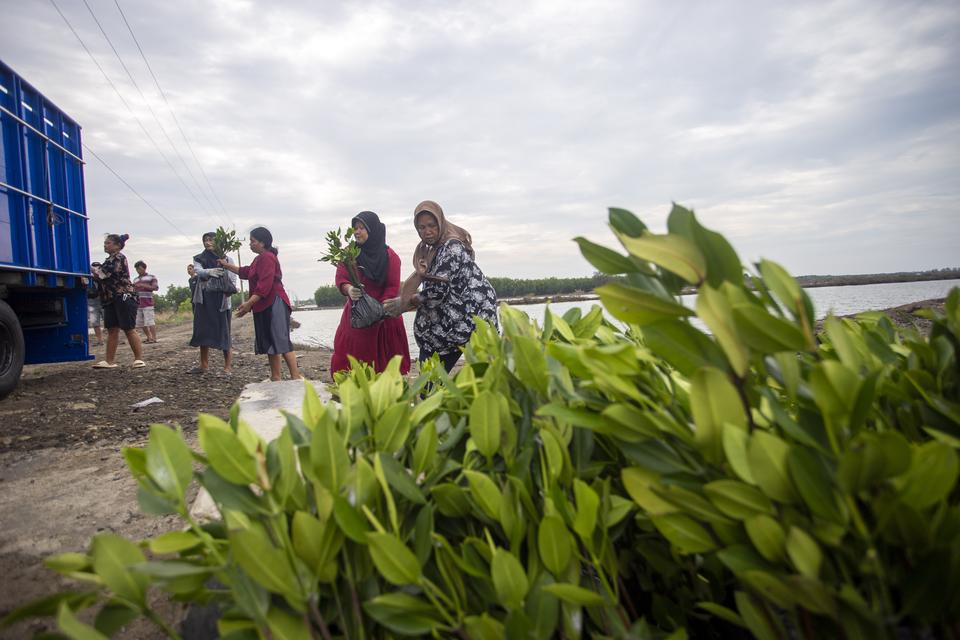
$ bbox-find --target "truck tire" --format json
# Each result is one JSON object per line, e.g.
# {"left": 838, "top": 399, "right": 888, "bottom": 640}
{"left": 0, "top": 299, "right": 25, "bottom": 400}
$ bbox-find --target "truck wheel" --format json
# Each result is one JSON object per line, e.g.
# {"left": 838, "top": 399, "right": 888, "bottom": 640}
{"left": 0, "top": 299, "right": 25, "bottom": 400}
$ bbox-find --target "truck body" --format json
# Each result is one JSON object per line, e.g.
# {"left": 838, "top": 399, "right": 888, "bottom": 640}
{"left": 0, "top": 60, "right": 92, "bottom": 398}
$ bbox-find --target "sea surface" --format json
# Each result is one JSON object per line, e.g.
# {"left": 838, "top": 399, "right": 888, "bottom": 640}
{"left": 290, "top": 278, "right": 960, "bottom": 354}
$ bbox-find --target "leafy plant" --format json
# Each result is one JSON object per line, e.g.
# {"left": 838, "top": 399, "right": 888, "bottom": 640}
{"left": 319, "top": 227, "right": 362, "bottom": 288}
{"left": 213, "top": 227, "right": 243, "bottom": 258}
{"left": 5, "top": 205, "right": 959, "bottom": 639}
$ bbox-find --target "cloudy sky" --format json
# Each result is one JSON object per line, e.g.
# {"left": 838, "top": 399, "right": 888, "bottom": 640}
{"left": 3, "top": 0, "right": 958, "bottom": 299}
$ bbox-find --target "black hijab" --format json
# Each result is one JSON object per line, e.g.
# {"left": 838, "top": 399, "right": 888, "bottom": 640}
{"left": 194, "top": 232, "right": 220, "bottom": 269}
{"left": 352, "top": 211, "right": 388, "bottom": 285}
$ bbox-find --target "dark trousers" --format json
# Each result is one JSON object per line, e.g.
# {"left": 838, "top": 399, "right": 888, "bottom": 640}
{"left": 418, "top": 349, "right": 462, "bottom": 372}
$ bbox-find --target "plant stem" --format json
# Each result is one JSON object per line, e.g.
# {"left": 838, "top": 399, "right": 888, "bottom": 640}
{"left": 145, "top": 608, "right": 183, "bottom": 640}
{"left": 308, "top": 596, "right": 334, "bottom": 640}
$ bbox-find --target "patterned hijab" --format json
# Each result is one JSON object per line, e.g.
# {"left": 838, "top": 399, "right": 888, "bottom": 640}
{"left": 400, "top": 200, "right": 474, "bottom": 303}
{"left": 352, "top": 211, "right": 389, "bottom": 285}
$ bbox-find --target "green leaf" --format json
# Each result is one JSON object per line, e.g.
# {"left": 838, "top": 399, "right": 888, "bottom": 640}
{"left": 537, "top": 515, "right": 573, "bottom": 575}
{"left": 541, "top": 583, "right": 605, "bottom": 607}
{"left": 130, "top": 561, "right": 212, "bottom": 579}
{"left": 895, "top": 441, "right": 959, "bottom": 509}
{"left": 735, "top": 591, "right": 781, "bottom": 640}
{"left": 748, "top": 431, "right": 797, "bottom": 503}
{"left": 538, "top": 403, "right": 613, "bottom": 435}
{"left": 784, "top": 575, "right": 836, "bottom": 616}
{"left": 374, "top": 403, "right": 412, "bottom": 454}
{"left": 513, "top": 334, "right": 550, "bottom": 395}
{"left": 696, "top": 602, "right": 746, "bottom": 628}
{"left": 470, "top": 390, "right": 502, "bottom": 460}
{"left": 332, "top": 495, "right": 370, "bottom": 544}
{"left": 641, "top": 321, "right": 729, "bottom": 377}
{"left": 366, "top": 533, "right": 421, "bottom": 585}
{"left": 198, "top": 414, "right": 258, "bottom": 485}
{"left": 651, "top": 514, "right": 717, "bottom": 554}
{"left": 621, "top": 467, "right": 676, "bottom": 515}
{"left": 199, "top": 468, "right": 268, "bottom": 514}
{"left": 464, "top": 613, "right": 506, "bottom": 640}
{"left": 595, "top": 283, "right": 694, "bottom": 325}
{"left": 147, "top": 531, "right": 201, "bottom": 554}
{"left": 93, "top": 604, "right": 139, "bottom": 637}
{"left": 608, "top": 207, "right": 647, "bottom": 237}
{"left": 758, "top": 260, "right": 814, "bottom": 329}
{"left": 464, "top": 470, "right": 502, "bottom": 520}
{"left": 704, "top": 480, "right": 775, "bottom": 520}
{"left": 145, "top": 424, "right": 193, "bottom": 502}
{"left": 57, "top": 602, "right": 109, "bottom": 640}
{"left": 292, "top": 511, "right": 342, "bottom": 579}
{"left": 311, "top": 412, "right": 349, "bottom": 491}
{"left": 377, "top": 452, "right": 427, "bottom": 505}
{"left": 122, "top": 447, "right": 146, "bottom": 478}
{"left": 723, "top": 424, "right": 754, "bottom": 484}
{"left": 266, "top": 607, "right": 311, "bottom": 640}
{"left": 431, "top": 483, "right": 472, "bottom": 517}
{"left": 697, "top": 285, "right": 749, "bottom": 378}
{"left": 838, "top": 432, "right": 911, "bottom": 494}
{"left": 540, "top": 428, "right": 565, "bottom": 487}
{"left": 573, "top": 479, "right": 600, "bottom": 543}
{"left": 732, "top": 304, "right": 807, "bottom": 353}
{"left": 667, "top": 203, "right": 743, "bottom": 286}
{"left": 230, "top": 527, "right": 299, "bottom": 598}
{"left": 363, "top": 592, "right": 443, "bottom": 636}
{"left": 409, "top": 390, "right": 445, "bottom": 425}
{"left": 691, "top": 367, "right": 746, "bottom": 463}
{"left": 44, "top": 553, "right": 91, "bottom": 573}
{"left": 91, "top": 533, "right": 148, "bottom": 607}
{"left": 0, "top": 592, "right": 97, "bottom": 629}
{"left": 786, "top": 526, "right": 822, "bottom": 578}
{"left": 412, "top": 422, "right": 438, "bottom": 476}
{"left": 615, "top": 230, "right": 707, "bottom": 284}
{"left": 492, "top": 548, "right": 529, "bottom": 609}
{"left": 574, "top": 237, "right": 638, "bottom": 274}
{"left": 744, "top": 515, "right": 787, "bottom": 563}
{"left": 787, "top": 448, "right": 845, "bottom": 524}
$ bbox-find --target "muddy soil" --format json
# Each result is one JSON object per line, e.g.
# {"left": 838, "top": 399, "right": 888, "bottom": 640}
{"left": 0, "top": 316, "right": 331, "bottom": 638}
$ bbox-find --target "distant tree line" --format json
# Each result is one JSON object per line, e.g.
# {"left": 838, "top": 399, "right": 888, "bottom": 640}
{"left": 794, "top": 268, "right": 960, "bottom": 288}
{"left": 153, "top": 284, "right": 242, "bottom": 314}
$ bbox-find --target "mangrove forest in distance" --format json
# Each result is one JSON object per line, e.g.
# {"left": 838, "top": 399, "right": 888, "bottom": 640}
{"left": 312, "top": 267, "right": 960, "bottom": 308}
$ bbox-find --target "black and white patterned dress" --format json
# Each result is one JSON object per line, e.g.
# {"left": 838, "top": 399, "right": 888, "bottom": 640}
{"left": 414, "top": 240, "right": 499, "bottom": 356}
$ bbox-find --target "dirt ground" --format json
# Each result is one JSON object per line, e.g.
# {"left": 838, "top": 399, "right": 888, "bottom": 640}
{"left": 0, "top": 298, "right": 947, "bottom": 638}
{"left": 0, "top": 315, "right": 331, "bottom": 638}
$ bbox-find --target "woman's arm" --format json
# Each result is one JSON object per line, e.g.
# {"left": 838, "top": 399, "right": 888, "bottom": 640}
{"left": 417, "top": 242, "right": 464, "bottom": 308}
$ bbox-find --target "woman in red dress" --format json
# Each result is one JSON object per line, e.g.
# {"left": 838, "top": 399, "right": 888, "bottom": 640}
{"left": 330, "top": 211, "right": 411, "bottom": 375}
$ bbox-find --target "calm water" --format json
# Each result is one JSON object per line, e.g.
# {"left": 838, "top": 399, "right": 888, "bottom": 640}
{"left": 290, "top": 279, "right": 960, "bottom": 353}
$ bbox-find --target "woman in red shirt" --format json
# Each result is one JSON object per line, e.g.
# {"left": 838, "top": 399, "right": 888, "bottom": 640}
{"left": 330, "top": 211, "right": 411, "bottom": 375}
{"left": 220, "top": 227, "right": 302, "bottom": 382}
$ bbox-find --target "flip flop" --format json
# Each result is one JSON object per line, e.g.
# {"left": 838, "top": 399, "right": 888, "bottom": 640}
{"left": 132, "top": 360, "right": 146, "bottom": 368}
{"left": 92, "top": 361, "right": 118, "bottom": 369}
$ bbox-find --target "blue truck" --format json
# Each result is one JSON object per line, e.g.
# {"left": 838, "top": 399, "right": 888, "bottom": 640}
{"left": 0, "top": 60, "right": 92, "bottom": 398}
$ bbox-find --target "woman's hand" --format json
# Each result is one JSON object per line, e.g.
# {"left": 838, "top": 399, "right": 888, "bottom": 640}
{"left": 346, "top": 285, "right": 363, "bottom": 301}
{"left": 383, "top": 297, "right": 403, "bottom": 317}
{"left": 235, "top": 301, "right": 252, "bottom": 318}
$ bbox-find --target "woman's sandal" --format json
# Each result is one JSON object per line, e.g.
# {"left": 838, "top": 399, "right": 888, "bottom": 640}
{"left": 92, "top": 361, "right": 118, "bottom": 369}
{"left": 132, "top": 360, "right": 146, "bottom": 368}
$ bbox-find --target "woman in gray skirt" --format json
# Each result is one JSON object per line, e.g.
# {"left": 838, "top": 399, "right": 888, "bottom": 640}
{"left": 220, "top": 227, "right": 302, "bottom": 382}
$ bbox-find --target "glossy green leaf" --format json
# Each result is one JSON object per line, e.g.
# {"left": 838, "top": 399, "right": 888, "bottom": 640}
{"left": 572, "top": 479, "right": 599, "bottom": 542}
{"left": 786, "top": 526, "right": 822, "bottom": 579}
{"left": 465, "top": 613, "right": 506, "bottom": 640}
{"left": 409, "top": 390, "right": 445, "bottom": 425}
{"left": 363, "top": 592, "right": 443, "bottom": 636}
{"left": 575, "top": 236, "right": 638, "bottom": 274}
{"left": 744, "top": 515, "right": 786, "bottom": 563}
{"left": 147, "top": 531, "right": 201, "bottom": 555}
{"left": 621, "top": 466, "right": 676, "bottom": 515}
{"left": 723, "top": 424, "right": 754, "bottom": 484}
{"left": 537, "top": 515, "right": 573, "bottom": 575}
{"left": 697, "top": 285, "right": 749, "bottom": 378}
{"left": 145, "top": 424, "right": 193, "bottom": 502}
{"left": 541, "top": 583, "right": 605, "bottom": 607}
{"left": 492, "top": 548, "right": 529, "bottom": 609}
{"left": 470, "top": 390, "right": 502, "bottom": 460}
{"left": 696, "top": 602, "right": 746, "bottom": 628}
{"left": 735, "top": 591, "right": 781, "bottom": 640}
{"left": 895, "top": 441, "right": 959, "bottom": 509}
{"left": 748, "top": 431, "right": 797, "bottom": 503}
{"left": 704, "top": 480, "right": 775, "bottom": 519}
{"left": 91, "top": 533, "right": 148, "bottom": 607}
{"left": 513, "top": 335, "right": 550, "bottom": 395}
{"left": 641, "top": 321, "right": 729, "bottom": 377}
{"left": 230, "top": 527, "right": 299, "bottom": 599}
{"left": 57, "top": 602, "right": 108, "bottom": 640}
{"left": 44, "top": 553, "right": 91, "bottom": 574}
{"left": 367, "top": 533, "right": 421, "bottom": 585}
{"left": 412, "top": 422, "right": 438, "bottom": 476}
{"left": 788, "top": 448, "right": 845, "bottom": 523}
{"left": 198, "top": 414, "right": 258, "bottom": 485}
{"left": 377, "top": 453, "right": 426, "bottom": 505}
{"left": 608, "top": 207, "right": 647, "bottom": 237}
{"left": 651, "top": 514, "right": 717, "bottom": 554}
{"left": 464, "top": 470, "right": 502, "bottom": 520}
{"left": 615, "top": 230, "right": 707, "bottom": 284}
{"left": 691, "top": 367, "right": 746, "bottom": 463}
{"left": 310, "top": 412, "right": 349, "bottom": 492}
{"left": 332, "top": 495, "right": 371, "bottom": 544}
{"left": 374, "top": 403, "right": 411, "bottom": 454}
{"left": 732, "top": 304, "right": 807, "bottom": 353}
{"left": 431, "top": 483, "right": 472, "bottom": 517}
{"left": 595, "top": 283, "right": 694, "bottom": 325}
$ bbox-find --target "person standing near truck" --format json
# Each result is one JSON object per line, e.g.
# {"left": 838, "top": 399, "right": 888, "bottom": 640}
{"left": 133, "top": 260, "right": 159, "bottom": 344}
{"left": 92, "top": 234, "right": 144, "bottom": 369}
{"left": 87, "top": 262, "right": 104, "bottom": 347}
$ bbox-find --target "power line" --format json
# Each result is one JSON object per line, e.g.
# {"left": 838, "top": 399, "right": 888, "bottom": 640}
{"left": 77, "top": 0, "right": 227, "bottom": 229}
{"left": 47, "top": 0, "right": 222, "bottom": 231}
{"left": 113, "top": 0, "right": 235, "bottom": 228}
{"left": 83, "top": 143, "right": 193, "bottom": 244}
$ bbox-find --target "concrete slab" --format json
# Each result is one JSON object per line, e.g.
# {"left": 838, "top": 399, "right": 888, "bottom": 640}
{"left": 189, "top": 379, "right": 332, "bottom": 520}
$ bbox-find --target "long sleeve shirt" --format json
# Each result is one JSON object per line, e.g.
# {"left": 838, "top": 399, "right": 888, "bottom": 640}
{"left": 237, "top": 251, "right": 291, "bottom": 313}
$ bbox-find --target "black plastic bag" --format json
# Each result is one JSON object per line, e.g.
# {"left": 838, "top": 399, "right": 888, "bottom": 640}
{"left": 350, "top": 292, "right": 384, "bottom": 329}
